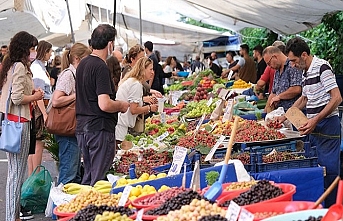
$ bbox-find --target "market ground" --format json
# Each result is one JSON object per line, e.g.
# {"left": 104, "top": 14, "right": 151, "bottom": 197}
{"left": 0, "top": 150, "right": 58, "bottom": 220}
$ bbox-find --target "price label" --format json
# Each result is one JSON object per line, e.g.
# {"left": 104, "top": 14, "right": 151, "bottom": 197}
{"left": 118, "top": 185, "right": 132, "bottom": 206}
{"left": 206, "top": 97, "right": 213, "bottom": 106}
{"left": 227, "top": 70, "right": 234, "bottom": 80}
{"left": 156, "top": 131, "right": 169, "bottom": 142}
{"left": 222, "top": 99, "right": 234, "bottom": 123}
{"left": 195, "top": 113, "right": 206, "bottom": 131}
{"left": 160, "top": 112, "right": 166, "bottom": 124}
{"left": 238, "top": 208, "right": 254, "bottom": 221}
{"left": 136, "top": 209, "right": 144, "bottom": 221}
{"left": 218, "top": 89, "right": 229, "bottom": 99}
{"left": 167, "top": 146, "right": 188, "bottom": 176}
{"left": 205, "top": 135, "right": 226, "bottom": 161}
{"left": 226, "top": 200, "right": 241, "bottom": 221}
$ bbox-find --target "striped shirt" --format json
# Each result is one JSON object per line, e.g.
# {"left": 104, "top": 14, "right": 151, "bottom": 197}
{"left": 303, "top": 56, "right": 339, "bottom": 118}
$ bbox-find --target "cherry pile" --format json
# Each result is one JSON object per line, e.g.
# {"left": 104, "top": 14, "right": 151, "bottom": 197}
{"left": 266, "top": 119, "right": 283, "bottom": 129}
{"left": 224, "top": 120, "right": 286, "bottom": 142}
{"left": 114, "top": 149, "right": 172, "bottom": 176}
{"left": 220, "top": 180, "right": 283, "bottom": 207}
{"left": 177, "top": 130, "right": 217, "bottom": 149}
{"left": 145, "top": 190, "right": 207, "bottom": 215}
{"left": 70, "top": 205, "right": 134, "bottom": 221}
{"left": 231, "top": 152, "right": 251, "bottom": 164}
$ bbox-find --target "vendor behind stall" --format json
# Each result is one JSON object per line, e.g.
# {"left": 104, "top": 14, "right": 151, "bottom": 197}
{"left": 281, "top": 37, "right": 342, "bottom": 208}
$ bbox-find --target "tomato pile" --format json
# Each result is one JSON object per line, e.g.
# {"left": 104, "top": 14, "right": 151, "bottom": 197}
{"left": 266, "top": 119, "right": 283, "bottom": 129}
{"left": 176, "top": 130, "right": 217, "bottom": 149}
{"left": 114, "top": 149, "right": 172, "bottom": 176}
{"left": 224, "top": 120, "right": 286, "bottom": 142}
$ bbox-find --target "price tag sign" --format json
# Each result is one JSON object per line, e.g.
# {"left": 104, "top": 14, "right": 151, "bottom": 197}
{"left": 206, "top": 97, "right": 213, "bottom": 107}
{"left": 226, "top": 200, "right": 241, "bottom": 221}
{"left": 118, "top": 185, "right": 132, "bottom": 206}
{"left": 218, "top": 88, "right": 229, "bottom": 99}
{"left": 167, "top": 146, "right": 188, "bottom": 176}
{"left": 222, "top": 99, "right": 234, "bottom": 123}
{"left": 136, "top": 209, "right": 144, "bottom": 221}
{"left": 195, "top": 113, "right": 206, "bottom": 131}
{"left": 238, "top": 208, "right": 254, "bottom": 221}
{"left": 160, "top": 112, "right": 166, "bottom": 124}
{"left": 227, "top": 70, "right": 234, "bottom": 80}
{"left": 205, "top": 135, "right": 226, "bottom": 161}
{"left": 156, "top": 131, "right": 169, "bottom": 142}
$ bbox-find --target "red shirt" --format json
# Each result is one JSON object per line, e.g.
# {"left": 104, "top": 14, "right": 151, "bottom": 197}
{"left": 6, "top": 104, "right": 32, "bottom": 122}
{"left": 260, "top": 66, "right": 276, "bottom": 93}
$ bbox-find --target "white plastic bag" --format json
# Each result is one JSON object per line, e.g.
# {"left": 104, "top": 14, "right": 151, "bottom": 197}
{"left": 44, "top": 181, "right": 55, "bottom": 217}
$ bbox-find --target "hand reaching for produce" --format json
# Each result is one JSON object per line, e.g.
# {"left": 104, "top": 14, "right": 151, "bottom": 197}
{"left": 150, "top": 104, "right": 158, "bottom": 112}
{"left": 270, "top": 95, "right": 280, "bottom": 107}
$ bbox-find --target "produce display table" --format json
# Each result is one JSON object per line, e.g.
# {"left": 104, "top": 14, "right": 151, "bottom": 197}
{"left": 252, "top": 166, "right": 324, "bottom": 202}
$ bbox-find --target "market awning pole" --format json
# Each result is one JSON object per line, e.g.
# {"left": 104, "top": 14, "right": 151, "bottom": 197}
{"left": 65, "top": 0, "right": 75, "bottom": 44}
{"left": 113, "top": 0, "right": 116, "bottom": 27}
{"left": 139, "top": 0, "right": 142, "bottom": 45}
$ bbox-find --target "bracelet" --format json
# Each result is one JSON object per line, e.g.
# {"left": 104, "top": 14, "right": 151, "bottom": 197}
{"left": 148, "top": 105, "right": 151, "bottom": 113}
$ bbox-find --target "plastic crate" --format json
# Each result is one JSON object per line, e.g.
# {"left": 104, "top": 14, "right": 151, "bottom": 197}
{"left": 242, "top": 141, "right": 297, "bottom": 154}
{"left": 255, "top": 156, "right": 318, "bottom": 173}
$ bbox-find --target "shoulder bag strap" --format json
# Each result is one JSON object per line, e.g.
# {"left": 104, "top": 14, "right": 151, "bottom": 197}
{"left": 5, "top": 62, "right": 21, "bottom": 122}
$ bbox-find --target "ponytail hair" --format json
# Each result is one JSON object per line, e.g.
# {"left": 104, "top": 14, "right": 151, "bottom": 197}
{"left": 61, "top": 43, "right": 91, "bottom": 70}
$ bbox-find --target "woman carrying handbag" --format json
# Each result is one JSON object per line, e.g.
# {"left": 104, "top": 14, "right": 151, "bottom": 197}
{"left": 50, "top": 43, "right": 91, "bottom": 185}
{"left": 0, "top": 31, "right": 44, "bottom": 221}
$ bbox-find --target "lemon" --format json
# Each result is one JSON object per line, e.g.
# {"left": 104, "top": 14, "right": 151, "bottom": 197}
{"left": 129, "top": 196, "right": 137, "bottom": 201}
{"left": 148, "top": 186, "right": 156, "bottom": 193}
{"left": 148, "top": 174, "right": 157, "bottom": 180}
{"left": 130, "top": 187, "right": 141, "bottom": 197}
{"left": 139, "top": 173, "right": 150, "bottom": 181}
{"left": 156, "top": 173, "right": 167, "bottom": 179}
{"left": 136, "top": 185, "right": 143, "bottom": 189}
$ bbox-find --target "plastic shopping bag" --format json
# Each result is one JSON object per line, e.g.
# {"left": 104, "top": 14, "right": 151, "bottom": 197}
{"left": 45, "top": 181, "right": 55, "bottom": 217}
{"left": 21, "top": 165, "right": 52, "bottom": 214}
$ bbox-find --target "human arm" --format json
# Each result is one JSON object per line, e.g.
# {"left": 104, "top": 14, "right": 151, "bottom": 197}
{"left": 277, "top": 95, "right": 308, "bottom": 124}
{"left": 98, "top": 94, "right": 129, "bottom": 113}
{"left": 130, "top": 102, "right": 158, "bottom": 115}
{"left": 37, "top": 99, "right": 48, "bottom": 121}
{"left": 298, "top": 87, "right": 341, "bottom": 135}
{"left": 270, "top": 85, "right": 302, "bottom": 106}
{"left": 52, "top": 90, "right": 75, "bottom": 108}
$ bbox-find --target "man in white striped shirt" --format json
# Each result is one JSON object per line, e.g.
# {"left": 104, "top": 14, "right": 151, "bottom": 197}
{"left": 285, "top": 37, "right": 342, "bottom": 208}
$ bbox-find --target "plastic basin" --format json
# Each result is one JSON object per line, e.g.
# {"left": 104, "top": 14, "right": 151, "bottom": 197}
{"left": 244, "top": 201, "right": 323, "bottom": 221}
{"left": 261, "top": 209, "right": 328, "bottom": 221}
{"left": 53, "top": 207, "right": 76, "bottom": 219}
{"left": 130, "top": 205, "right": 161, "bottom": 221}
{"left": 131, "top": 192, "right": 162, "bottom": 209}
{"left": 177, "top": 71, "right": 190, "bottom": 78}
{"left": 217, "top": 183, "right": 296, "bottom": 207}
{"left": 58, "top": 216, "right": 74, "bottom": 221}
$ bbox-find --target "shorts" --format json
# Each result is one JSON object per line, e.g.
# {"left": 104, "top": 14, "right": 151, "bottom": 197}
{"left": 115, "top": 124, "right": 128, "bottom": 142}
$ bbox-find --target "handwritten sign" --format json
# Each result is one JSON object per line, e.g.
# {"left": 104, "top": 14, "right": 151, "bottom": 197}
{"left": 156, "top": 131, "right": 169, "bottom": 142}
{"left": 136, "top": 209, "right": 144, "bottom": 221}
{"left": 227, "top": 70, "right": 234, "bottom": 80}
{"left": 118, "top": 185, "right": 132, "bottom": 206}
{"left": 226, "top": 200, "right": 241, "bottom": 221}
{"left": 195, "top": 113, "right": 206, "bottom": 132}
{"left": 222, "top": 99, "right": 234, "bottom": 123}
{"left": 205, "top": 135, "right": 226, "bottom": 161}
{"left": 207, "top": 97, "right": 213, "bottom": 106}
{"left": 238, "top": 208, "right": 254, "bottom": 221}
{"left": 167, "top": 146, "right": 188, "bottom": 176}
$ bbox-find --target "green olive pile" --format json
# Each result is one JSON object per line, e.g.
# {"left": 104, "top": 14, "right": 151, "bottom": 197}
{"left": 94, "top": 211, "right": 133, "bottom": 221}
{"left": 70, "top": 205, "right": 134, "bottom": 221}
{"left": 220, "top": 180, "right": 283, "bottom": 207}
{"left": 198, "top": 214, "right": 228, "bottom": 221}
{"left": 145, "top": 190, "right": 207, "bottom": 216}
{"left": 296, "top": 216, "right": 323, "bottom": 221}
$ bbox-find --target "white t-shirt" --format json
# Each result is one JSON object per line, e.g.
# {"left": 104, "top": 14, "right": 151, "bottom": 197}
{"left": 31, "top": 59, "right": 52, "bottom": 99}
{"left": 116, "top": 78, "right": 143, "bottom": 128}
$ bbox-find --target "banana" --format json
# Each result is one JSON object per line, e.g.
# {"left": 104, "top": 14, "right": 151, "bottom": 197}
{"left": 96, "top": 188, "right": 112, "bottom": 194}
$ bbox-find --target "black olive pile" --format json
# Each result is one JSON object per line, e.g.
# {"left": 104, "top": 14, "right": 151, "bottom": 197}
{"left": 145, "top": 190, "right": 204, "bottom": 215}
{"left": 70, "top": 204, "right": 134, "bottom": 221}
{"left": 295, "top": 216, "right": 323, "bottom": 221}
{"left": 198, "top": 214, "right": 228, "bottom": 221}
{"left": 220, "top": 180, "right": 284, "bottom": 207}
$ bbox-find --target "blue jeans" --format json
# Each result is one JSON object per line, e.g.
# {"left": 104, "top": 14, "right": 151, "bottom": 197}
{"left": 55, "top": 135, "right": 81, "bottom": 184}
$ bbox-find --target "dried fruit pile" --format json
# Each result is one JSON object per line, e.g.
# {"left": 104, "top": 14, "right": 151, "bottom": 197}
{"left": 176, "top": 130, "right": 217, "bottom": 149}
{"left": 114, "top": 149, "right": 172, "bottom": 176}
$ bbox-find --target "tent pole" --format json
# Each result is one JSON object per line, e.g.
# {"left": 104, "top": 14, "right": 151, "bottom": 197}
{"left": 139, "top": 0, "right": 142, "bottom": 45}
{"left": 65, "top": 0, "right": 75, "bottom": 44}
{"left": 113, "top": 0, "right": 116, "bottom": 27}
